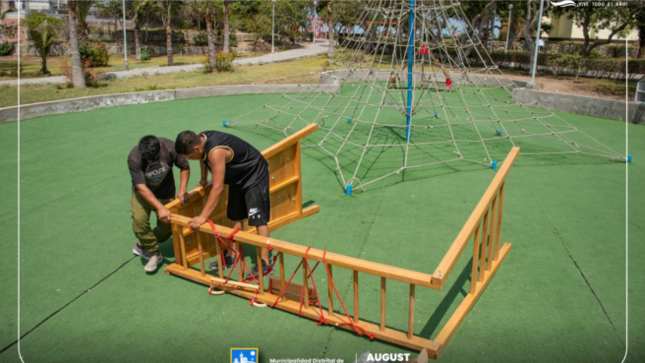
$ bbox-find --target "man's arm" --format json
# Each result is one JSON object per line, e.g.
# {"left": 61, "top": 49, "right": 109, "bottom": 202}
{"left": 135, "top": 184, "right": 172, "bottom": 223}
{"left": 177, "top": 168, "right": 190, "bottom": 205}
{"left": 189, "top": 149, "right": 227, "bottom": 230}
{"left": 198, "top": 159, "right": 209, "bottom": 188}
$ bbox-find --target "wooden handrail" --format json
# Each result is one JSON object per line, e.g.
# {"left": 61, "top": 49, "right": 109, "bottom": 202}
{"left": 432, "top": 147, "right": 520, "bottom": 286}
{"left": 170, "top": 214, "right": 439, "bottom": 289}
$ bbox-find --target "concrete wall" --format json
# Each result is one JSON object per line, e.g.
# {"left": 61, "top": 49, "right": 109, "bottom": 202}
{"left": 0, "top": 83, "right": 340, "bottom": 123}
{"left": 511, "top": 88, "right": 645, "bottom": 124}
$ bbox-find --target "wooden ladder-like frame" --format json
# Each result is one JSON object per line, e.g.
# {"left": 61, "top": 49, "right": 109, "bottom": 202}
{"left": 165, "top": 125, "right": 519, "bottom": 359}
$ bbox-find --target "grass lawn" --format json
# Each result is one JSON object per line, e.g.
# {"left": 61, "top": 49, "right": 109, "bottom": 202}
{"left": 0, "top": 55, "right": 327, "bottom": 108}
{"left": 0, "top": 51, "right": 270, "bottom": 80}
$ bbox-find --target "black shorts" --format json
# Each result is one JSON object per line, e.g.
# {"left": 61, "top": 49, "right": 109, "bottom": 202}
{"left": 227, "top": 174, "right": 270, "bottom": 227}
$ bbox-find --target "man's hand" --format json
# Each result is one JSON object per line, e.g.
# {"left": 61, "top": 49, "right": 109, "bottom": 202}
{"left": 189, "top": 215, "right": 207, "bottom": 231}
{"left": 197, "top": 179, "right": 208, "bottom": 189}
{"left": 177, "top": 189, "right": 189, "bottom": 206}
{"left": 157, "top": 206, "right": 172, "bottom": 223}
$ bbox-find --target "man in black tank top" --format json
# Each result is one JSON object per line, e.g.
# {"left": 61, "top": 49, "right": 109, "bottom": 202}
{"left": 175, "top": 130, "right": 272, "bottom": 279}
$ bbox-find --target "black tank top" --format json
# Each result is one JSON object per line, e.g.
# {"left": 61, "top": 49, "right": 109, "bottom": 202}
{"left": 200, "top": 131, "right": 268, "bottom": 189}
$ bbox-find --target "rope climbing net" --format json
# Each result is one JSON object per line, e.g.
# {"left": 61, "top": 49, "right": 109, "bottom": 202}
{"left": 226, "top": 0, "right": 626, "bottom": 193}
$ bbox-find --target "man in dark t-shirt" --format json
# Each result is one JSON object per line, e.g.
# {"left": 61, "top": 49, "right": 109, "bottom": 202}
{"left": 175, "top": 130, "right": 271, "bottom": 280}
{"left": 128, "top": 135, "right": 190, "bottom": 273}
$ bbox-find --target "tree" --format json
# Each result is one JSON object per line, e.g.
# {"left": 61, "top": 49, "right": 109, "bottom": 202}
{"left": 97, "top": 0, "right": 123, "bottom": 41}
{"left": 327, "top": 1, "right": 335, "bottom": 57}
{"left": 22, "top": 13, "right": 61, "bottom": 74}
{"left": 274, "top": 1, "right": 308, "bottom": 44}
{"left": 76, "top": 1, "right": 94, "bottom": 42}
{"left": 126, "top": 0, "right": 152, "bottom": 61}
{"left": 334, "top": 0, "right": 364, "bottom": 37}
{"left": 157, "top": 0, "right": 183, "bottom": 66}
{"left": 68, "top": 1, "right": 85, "bottom": 88}
{"left": 459, "top": 0, "right": 497, "bottom": 57}
{"left": 552, "top": 4, "right": 637, "bottom": 57}
{"left": 205, "top": 0, "right": 216, "bottom": 72}
{"left": 223, "top": 0, "right": 230, "bottom": 52}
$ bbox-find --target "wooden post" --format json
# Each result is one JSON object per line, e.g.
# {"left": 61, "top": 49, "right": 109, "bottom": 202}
{"left": 353, "top": 270, "right": 359, "bottom": 324}
{"left": 408, "top": 284, "right": 415, "bottom": 339}
{"left": 479, "top": 210, "right": 489, "bottom": 283}
{"left": 327, "top": 264, "right": 334, "bottom": 315}
{"left": 279, "top": 252, "right": 285, "bottom": 301}
{"left": 238, "top": 247, "right": 245, "bottom": 282}
{"left": 380, "top": 277, "right": 386, "bottom": 331}
{"left": 494, "top": 183, "right": 505, "bottom": 261}
{"left": 470, "top": 224, "right": 481, "bottom": 295}
{"left": 196, "top": 231, "right": 205, "bottom": 277}
{"left": 302, "top": 258, "right": 310, "bottom": 308}
{"left": 256, "top": 246, "right": 265, "bottom": 292}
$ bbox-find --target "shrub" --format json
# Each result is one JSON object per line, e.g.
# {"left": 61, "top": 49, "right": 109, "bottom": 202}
{"left": 79, "top": 42, "right": 110, "bottom": 67}
{"left": 203, "top": 51, "right": 235, "bottom": 73}
{"left": 0, "top": 42, "right": 13, "bottom": 56}
{"left": 229, "top": 34, "right": 237, "bottom": 48}
{"left": 60, "top": 59, "right": 106, "bottom": 88}
{"left": 193, "top": 32, "right": 208, "bottom": 46}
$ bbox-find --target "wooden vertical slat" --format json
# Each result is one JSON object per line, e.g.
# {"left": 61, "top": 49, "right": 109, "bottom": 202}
{"left": 327, "top": 264, "right": 334, "bottom": 315}
{"left": 380, "top": 277, "right": 386, "bottom": 331}
{"left": 494, "top": 183, "right": 506, "bottom": 261}
{"left": 302, "top": 258, "right": 310, "bottom": 308}
{"left": 256, "top": 246, "right": 264, "bottom": 292}
{"left": 178, "top": 230, "right": 188, "bottom": 270}
{"left": 214, "top": 235, "right": 224, "bottom": 279}
{"left": 487, "top": 193, "right": 498, "bottom": 271}
{"left": 470, "top": 224, "right": 481, "bottom": 295}
{"left": 408, "top": 284, "right": 415, "bottom": 339}
{"left": 196, "top": 231, "right": 205, "bottom": 277}
{"left": 279, "top": 252, "right": 286, "bottom": 301}
{"left": 353, "top": 270, "right": 359, "bottom": 324}
{"left": 479, "top": 210, "right": 490, "bottom": 283}
{"left": 295, "top": 141, "right": 303, "bottom": 215}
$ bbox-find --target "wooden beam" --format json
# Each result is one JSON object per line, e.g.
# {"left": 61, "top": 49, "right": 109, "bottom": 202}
{"left": 211, "top": 277, "right": 260, "bottom": 291}
{"left": 164, "top": 264, "right": 439, "bottom": 357}
{"left": 262, "top": 124, "right": 319, "bottom": 159}
{"left": 408, "top": 284, "right": 415, "bottom": 339}
{"left": 433, "top": 147, "right": 519, "bottom": 285}
{"left": 170, "top": 215, "right": 439, "bottom": 289}
{"left": 434, "top": 243, "right": 512, "bottom": 356}
{"left": 380, "top": 277, "right": 386, "bottom": 331}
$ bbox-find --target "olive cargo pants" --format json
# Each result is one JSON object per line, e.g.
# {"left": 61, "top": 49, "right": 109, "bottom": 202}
{"left": 131, "top": 191, "right": 173, "bottom": 255}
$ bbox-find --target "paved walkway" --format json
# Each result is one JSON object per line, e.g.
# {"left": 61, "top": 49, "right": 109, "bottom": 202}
{"left": 1, "top": 41, "right": 329, "bottom": 87}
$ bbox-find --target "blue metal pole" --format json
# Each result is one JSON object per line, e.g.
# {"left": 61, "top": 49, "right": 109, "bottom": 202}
{"left": 406, "top": 0, "right": 415, "bottom": 142}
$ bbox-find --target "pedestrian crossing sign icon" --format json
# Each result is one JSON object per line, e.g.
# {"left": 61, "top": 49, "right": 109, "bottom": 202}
{"left": 230, "top": 348, "right": 258, "bottom": 363}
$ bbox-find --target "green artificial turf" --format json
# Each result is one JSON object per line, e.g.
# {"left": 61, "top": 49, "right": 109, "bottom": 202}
{"left": 0, "top": 90, "right": 643, "bottom": 363}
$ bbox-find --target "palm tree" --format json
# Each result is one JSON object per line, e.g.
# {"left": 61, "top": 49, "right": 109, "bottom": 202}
{"left": 157, "top": 0, "right": 182, "bottom": 66}
{"left": 127, "top": 0, "right": 151, "bottom": 60}
{"left": 76, "top": 1, "right": 94, "bottom": 42}
{"left": 68, "top": 0, "right": 86, "bottom": 88}
{"left": 222, "top": 0, "right": 229, "bottom": 52}
{"left": 205, "top": 0, "right": 216, "bottom": 73}
{"left": 327, "top": 1, "right": 335, "bottom": 58}
{"left": 28, "top": 18, "right": 60, "bottom": 74}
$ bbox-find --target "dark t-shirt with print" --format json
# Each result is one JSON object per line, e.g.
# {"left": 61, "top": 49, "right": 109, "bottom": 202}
{"left": 200, "top": 131, "right": 268, "bottom": 189}
{"left": 128, "top": 138, "right": 190, "bottom": 199}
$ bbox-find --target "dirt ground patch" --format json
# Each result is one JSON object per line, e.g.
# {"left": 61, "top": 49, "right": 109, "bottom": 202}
{"left": 502, "top": 72, "right": 637, "bottom": 101}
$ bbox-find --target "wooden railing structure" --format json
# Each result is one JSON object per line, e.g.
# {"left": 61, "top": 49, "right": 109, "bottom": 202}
{"left": 164, "top": 126, "right": 520, "bottom": 359}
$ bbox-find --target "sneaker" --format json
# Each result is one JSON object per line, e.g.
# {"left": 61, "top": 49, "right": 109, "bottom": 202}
{"left": 144, "top": 253, "right": 163, "bottom": 273}
{"left": 208, "top": 252, "right": 236, "bottom": 271}
{"left": 133, "top": 243, "right": 152, "bottom": 260}
{"left": 245, "top": 259, "right": 273, "bottom": 280}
